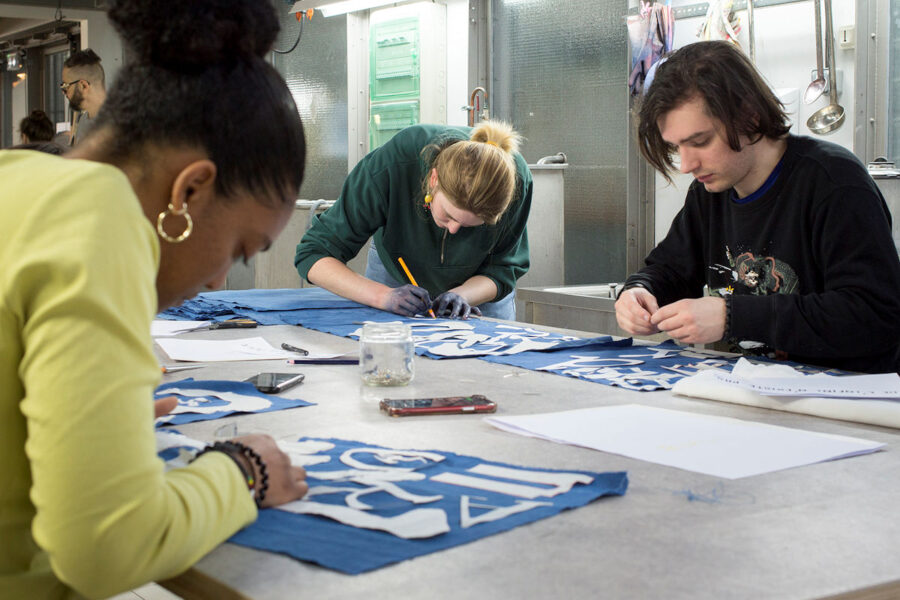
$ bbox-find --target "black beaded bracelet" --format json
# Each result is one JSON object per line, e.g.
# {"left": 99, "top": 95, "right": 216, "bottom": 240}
{"left": 191, "top": 441, "right": 268, "bottom": 507}
{"left": 231, "top": 441, "right": 269, "bottom": 508}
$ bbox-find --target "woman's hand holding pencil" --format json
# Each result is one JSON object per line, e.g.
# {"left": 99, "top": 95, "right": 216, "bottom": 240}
{"left": 396, "top": 257, "right": 437, "bottom": 318}
{"left": 381, "top": 284, "right": 432, "bottom": 317}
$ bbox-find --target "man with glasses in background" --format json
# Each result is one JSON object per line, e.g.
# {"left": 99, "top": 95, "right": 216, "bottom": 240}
{"left": 61, "top": 49, "right": 106, "bottom": 145}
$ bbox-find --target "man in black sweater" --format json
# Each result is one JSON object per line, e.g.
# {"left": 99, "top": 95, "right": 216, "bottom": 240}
{"left": 615, "top": 41, "right": 900, "bottom": 373}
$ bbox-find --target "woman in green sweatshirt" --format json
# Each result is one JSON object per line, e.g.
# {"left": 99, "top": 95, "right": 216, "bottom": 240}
{"left": 295, "top": 121, "right": 533, "bottom": 320}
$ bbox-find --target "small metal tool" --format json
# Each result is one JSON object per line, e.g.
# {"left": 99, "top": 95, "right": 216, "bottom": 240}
{"left": 281, "top": 343, "right": 309, "bottom": 355}
{"left": 171, "top": 318, "right": 259, "bottom": 333}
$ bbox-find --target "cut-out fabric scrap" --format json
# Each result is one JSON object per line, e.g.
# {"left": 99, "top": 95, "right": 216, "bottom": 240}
{"left": 289, "top": 306, "right": 614, "bottom": 359}
{"left": 156, "top": 289, "right": 613, "bottom": 359}
{"left": 227, "top": 437, "right": 628, "bottom": 574}
{"left": 154, "top": 379, "right": 314, "bottom": 426}
{"left": 481, "top": 339, "right": 746, "bottom": 391}
{"left": 156, "top": 428, "right": 205, "bottom": 468}
{"left": 158, "top": 287, "right": 365, "bottom": 323}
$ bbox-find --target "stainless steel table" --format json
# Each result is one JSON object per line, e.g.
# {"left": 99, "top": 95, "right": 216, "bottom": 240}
{"left": 157, "top": 324, "right": 900, "bottom": 600}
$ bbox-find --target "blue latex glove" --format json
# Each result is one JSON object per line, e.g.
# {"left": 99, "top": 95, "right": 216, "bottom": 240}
{"left": 432, "top": 292, "right": 482, "bottom": 319}
{"left": 383, "top": 284, "right": 432, "bottom": 317}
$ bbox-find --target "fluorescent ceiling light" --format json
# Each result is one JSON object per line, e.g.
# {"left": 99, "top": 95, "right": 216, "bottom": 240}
{"left": 291, "top": 0, "right": 420, "bottom": 18}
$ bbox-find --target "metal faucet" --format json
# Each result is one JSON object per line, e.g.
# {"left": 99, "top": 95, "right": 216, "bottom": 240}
{"left": 463, "top": 86, "right": 489, "bottom": 126}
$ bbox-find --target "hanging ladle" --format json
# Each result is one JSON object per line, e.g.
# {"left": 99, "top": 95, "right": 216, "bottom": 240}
{"left": 803, "top": 0, "right": 826, "bottom": 104}
{"left": 807, "top": 0, "right": 845, "bottom": 133}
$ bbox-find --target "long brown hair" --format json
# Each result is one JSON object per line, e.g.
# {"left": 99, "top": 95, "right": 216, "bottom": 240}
{"left": 638, "top": 41, "right": 790, "bottom": 182}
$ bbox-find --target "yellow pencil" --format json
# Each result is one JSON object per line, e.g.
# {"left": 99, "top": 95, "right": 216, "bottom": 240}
{"left": 397, "top": 257, "right": 437, "bottom": 318}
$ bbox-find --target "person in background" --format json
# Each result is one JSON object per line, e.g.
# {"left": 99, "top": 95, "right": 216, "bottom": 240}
{"left": 19, "top": 109, "right": 54, "bottom": 143}
{"left": 10, "top": 141, "right": 65, "bottom": 155}
{"left": 61, "top": 48, "right": 106, "bottom": 145}
{"left": 295, "top": 121, "right": 532, "bottom": 320}
{"left": 615, "top": 40, "right": 900, "bottom": 373}
{"left": 0, "top": 0, "right": 309, "bottom": 598}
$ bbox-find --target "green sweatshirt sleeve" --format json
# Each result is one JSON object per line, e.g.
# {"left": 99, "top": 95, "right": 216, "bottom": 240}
{"left": 294, "top": 152, "right": 390, "bottom": 281}
{"left": 4, "top": 156, "right": 256, "bottom": 599}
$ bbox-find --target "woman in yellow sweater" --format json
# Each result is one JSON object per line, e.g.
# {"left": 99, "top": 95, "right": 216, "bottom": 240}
{"left": 0, "top": 1, "right": 309, "bottom": 598}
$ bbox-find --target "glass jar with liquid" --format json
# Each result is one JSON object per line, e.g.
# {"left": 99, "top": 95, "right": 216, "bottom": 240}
{"left": 359, "top": 322, "right": 414, "bottom": 386}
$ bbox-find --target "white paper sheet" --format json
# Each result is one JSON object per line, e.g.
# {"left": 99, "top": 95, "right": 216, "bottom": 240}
{"left": 155, "top": 336, "right": 294, "bottom": 362}
{"left": 485, "top": 404, "right": 884, "bottom": 479}
{"left": 151, "top": 320, "right": 209, "bottom": 337}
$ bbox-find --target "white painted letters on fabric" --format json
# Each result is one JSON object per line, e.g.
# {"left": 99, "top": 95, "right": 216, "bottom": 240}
{"left": 459, "top": 496, "right": 552, "bottom": 528}
{"left": 279, "top": 500, "right": 450, "bottom": 539}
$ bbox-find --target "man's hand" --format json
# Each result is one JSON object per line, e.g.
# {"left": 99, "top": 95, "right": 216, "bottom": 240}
{"left": 379, "top": 284, "right": 432, "bottom": 316}
{"left": 651, "top": 297, "right": 726, "bottom": 344}
{"left": 615, "top": 287, "right": 661, "bottom": 336}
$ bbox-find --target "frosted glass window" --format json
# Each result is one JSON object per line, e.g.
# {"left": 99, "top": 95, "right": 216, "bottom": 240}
{"left": 888, "top": 0, "right": 900, "bottom": 164}
{"left": 492, "top": 0, "right": 629, "bottom": 284}
{"left": 271, "top": 13, "right": 349, "bottom": 200}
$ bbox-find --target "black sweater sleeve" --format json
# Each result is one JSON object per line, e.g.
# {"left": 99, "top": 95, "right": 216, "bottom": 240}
{"left": 730, "top": 185, "right": 900, "bottom": 372}
{"left": 623, "top": 186, "right": 708, "bottom": 306}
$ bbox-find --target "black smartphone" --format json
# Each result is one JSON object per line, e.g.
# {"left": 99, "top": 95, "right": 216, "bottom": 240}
{"left": 379, "top": 395, "right": 497, "bottom": 417}
{"left": 243, "top": 372, "right": 305, "bottom": 394}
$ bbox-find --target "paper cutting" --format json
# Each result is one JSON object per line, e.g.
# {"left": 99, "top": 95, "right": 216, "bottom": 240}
{"left": 482, "top": 339, "right": 746, "bottom": 391}
{"left": 297, "top": 308, "right": 612, "bottom": 359}
{"left": 155, "top": 379, "right": 313, "bottom": 426}
{"left": 460, "top": 496, "right": 552, "bottom": 528}
{"left": 161, "top": 387, "right": 273, "bottom": 414}
{"left": 278, "top": 501, "right": 451, "bottom": 539}
{"left": 432, "top": 472, "right": 577, "bottom": 499}
{"left": 155, "top": 429, "right": 205, "bottom": 469}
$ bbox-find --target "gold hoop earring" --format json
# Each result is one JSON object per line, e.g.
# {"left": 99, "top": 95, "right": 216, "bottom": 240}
{"left": 156, "top": 203, "right": 193, "bottom": 243}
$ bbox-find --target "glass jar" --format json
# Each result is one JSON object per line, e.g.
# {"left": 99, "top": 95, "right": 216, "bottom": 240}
{"left": 359, "top": 322, "right": 414, "bottom": 386}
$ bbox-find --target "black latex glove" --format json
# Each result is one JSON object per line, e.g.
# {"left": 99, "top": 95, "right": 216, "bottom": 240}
{"left": 432, "top": 292, "right": 482, "bottom": 319}
{"left": 383, "top": 284, "right": 432, "bottom": 317}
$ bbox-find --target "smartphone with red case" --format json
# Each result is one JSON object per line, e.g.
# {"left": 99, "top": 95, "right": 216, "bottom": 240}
{"left": 379, "top": 395, "right": 497, "bottom": 417}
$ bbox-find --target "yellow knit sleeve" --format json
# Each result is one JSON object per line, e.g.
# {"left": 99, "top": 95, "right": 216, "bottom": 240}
{"left": 13, "top": 159, "right": 256, "bottom": 598}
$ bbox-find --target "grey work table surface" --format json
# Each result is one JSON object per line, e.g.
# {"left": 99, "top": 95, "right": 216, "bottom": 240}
{"left": 158, "top": 324, "right": 900, "bottom": 600}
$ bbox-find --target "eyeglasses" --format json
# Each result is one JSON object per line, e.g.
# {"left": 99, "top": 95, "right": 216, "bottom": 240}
{"left": 59, "top": 79, "right": 85, "bottom": 93}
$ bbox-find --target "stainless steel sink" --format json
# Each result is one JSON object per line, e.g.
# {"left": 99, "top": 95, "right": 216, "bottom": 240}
{"left": 537, "top": 284, "right": 621, "bottom": 299}
{"left": 515, "top": 284, "right": 623, "bottom": 336}
{"left": 515, "top": 283, "right": 668, "bottom": 342}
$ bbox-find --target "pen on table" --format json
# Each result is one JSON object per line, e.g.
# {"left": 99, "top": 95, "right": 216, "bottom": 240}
{"left": 161, "top": 364, "right": 205, "bottom": 374}
{"left": 397, "top": 256, "right": 437, "bottom": 319}
{"left": 286, "top": 358, "right": 358, "bottom": 365}
{"left": 281, "top": 343, "right": 309, "bottom": 355}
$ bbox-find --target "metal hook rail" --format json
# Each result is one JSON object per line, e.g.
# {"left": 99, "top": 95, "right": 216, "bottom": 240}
{"left": 628, "top": 0, "right": 806, "bottom": 20}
